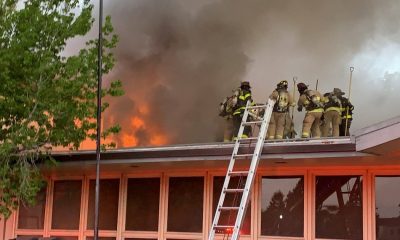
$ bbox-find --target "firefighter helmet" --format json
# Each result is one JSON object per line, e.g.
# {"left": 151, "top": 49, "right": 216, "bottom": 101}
{"left": 240, "top": 81, "right": 251, "bottom": 89}
{"left": 277, "top": 80, "right": 288, "bottom": 89}
{"left": 333, "top": 88, "right": 345, "bottom": 96}
{"left": 297, "top": 82, "right": 308, "bottom": 92}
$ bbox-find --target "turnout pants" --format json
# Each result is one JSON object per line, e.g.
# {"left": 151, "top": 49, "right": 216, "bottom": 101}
{"left": 267, "top": 112, "right": 287, "bottom": 139}
{"left": 340, "top": 118, "right": 352, "bottom": 136}
{"left": 233, "top": 114, "right": 251, "bottom": 139}
{"left": 322, "top": 110, "right": 341, "bottom": 137}
{"left": 302, "top": 111, "right": 323, "bottom": 138}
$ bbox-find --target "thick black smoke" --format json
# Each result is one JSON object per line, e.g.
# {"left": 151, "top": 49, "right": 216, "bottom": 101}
{"left": 97, "top": 0, "right": 400, "bottom": 146}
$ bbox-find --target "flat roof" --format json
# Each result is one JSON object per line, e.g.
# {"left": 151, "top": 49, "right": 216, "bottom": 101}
{"left": 51, "top": 115, "right": 400, "bottom": 165}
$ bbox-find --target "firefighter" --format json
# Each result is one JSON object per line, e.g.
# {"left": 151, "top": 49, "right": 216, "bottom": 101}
{"left": 232, "top": 81, "right": 253, "bottom": 139}
{"left": 267, "top": 80, "right": 294, "bottom": 139}
{"left": 321, "top": 88, "right": 343, "bottom": 137}
{"left": 338, "top": 91, "right": 354, "bottom": 136}
{"left": 297, "top": 82, "right": 324, "bottom": 138}
{"left": 219, "top": 88, "right": 240, "bottom": 142}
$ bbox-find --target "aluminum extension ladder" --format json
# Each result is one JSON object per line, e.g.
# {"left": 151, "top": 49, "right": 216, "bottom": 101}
{"left": 208, "top": 98, "right": 276, "bottom": 240}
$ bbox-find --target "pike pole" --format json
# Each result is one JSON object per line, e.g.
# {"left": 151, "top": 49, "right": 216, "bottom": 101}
{"left": 290, "top": 76, "right": 297, "bottom": 138}
{"left": 316, "top": 79, "right": 319, "bottom": 90}
{"left": 344, "top": 67, "right": 354, "bottom": 136}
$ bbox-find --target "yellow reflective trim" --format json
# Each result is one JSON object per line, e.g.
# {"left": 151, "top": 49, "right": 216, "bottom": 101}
{"left": 308, "top": 108, "right": 324, "bottom": 113}
{"left": 268, "top": 136, "right": 275, "bottom": 139}
{"left": 275, "top": 135, "right": 283, "bottom": 139}
{"left": 326, "top": 107, "right": 341, "bottom": 113}
{"left": 244, "top": 93, "right": 251, "bottom": 98}
{"left": 241, "top": 134, "right": 248, "bottom": 138}
{"left": 302, "top": 132, "right": 310, "bottom": 137}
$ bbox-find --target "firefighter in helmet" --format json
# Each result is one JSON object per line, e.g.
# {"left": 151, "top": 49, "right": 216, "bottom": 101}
{"left": 338, "top": 90, "right": 354, "bottom": 136}
{"left": 267, "top": 80, "right": 295, "bottom": 139}
{"left": 232, "top": 81, "right": 254, "bottom": 139}
{"left": 297, "top": 82, "right": 324, "bottom": 138}
{"left": 321, "top": 88, "right": 343, "bottom": 137}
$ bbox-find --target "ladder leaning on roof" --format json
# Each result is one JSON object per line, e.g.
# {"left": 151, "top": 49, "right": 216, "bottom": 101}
{"left": 208, "top": 98, "right": 275, "bottom": 240}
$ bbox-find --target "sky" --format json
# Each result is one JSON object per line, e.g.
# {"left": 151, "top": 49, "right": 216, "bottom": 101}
{"left": 66, "top": 0, "right": 400, "bottom": 147}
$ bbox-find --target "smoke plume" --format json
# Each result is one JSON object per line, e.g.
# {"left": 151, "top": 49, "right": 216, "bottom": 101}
{"left": 95, "top": 0, "right": 400, "bottom": 147}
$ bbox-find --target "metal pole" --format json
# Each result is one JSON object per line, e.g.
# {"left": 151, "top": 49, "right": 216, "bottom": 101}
{"left": 290, "top": 76, "right": 297, "bottom": 138}
{"left": 94, "top": 0, "right": 103, "bottom": 239}
{"left": 316, "top": 79, "right": 319, "bottom": 91}
{"left": 344, "top": 67, "right": 354, "bottom": 136}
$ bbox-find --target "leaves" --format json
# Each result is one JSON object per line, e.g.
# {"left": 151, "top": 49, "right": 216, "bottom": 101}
{"left": 0, "top": 0, "right": 123, "bottom": 219}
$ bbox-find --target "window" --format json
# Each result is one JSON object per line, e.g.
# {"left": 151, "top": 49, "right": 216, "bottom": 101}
{"left": 375, "top": 176, "right": 400, "bottom": 240}
{"left": 261, "top": 176, "right": 304, "bottom": 237}
{"left": 52, "top": 180, "right": 82, "bottom": 229}
{"left": 212, "top": 176, "right": 251, "bottom": 235}
{"left": 167, "top": 177, "right": 204, "bottom": 232}
{"left": 50, "top": 237, "right": 78, "bottom": 240}
{"left": 87, "top": 179, "right": 120, "bottom": 230}
{"left": 86, "top": 237, "right": 116, "bottom": 240}
{"left": 18, "top": 186, "right": 47, "bottom": 229}
{"left": 16, "top": 236, "right": 42, "bottom": 240}
{"left": 126, "top": 178, "right": 160, "bottom": 231}
{"left": 315, "top": 176, "right": 363, "bottom": 240}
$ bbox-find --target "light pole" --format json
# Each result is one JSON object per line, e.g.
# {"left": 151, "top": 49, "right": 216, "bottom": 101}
{"left": 94, "top": 0, "right": 104, "bottom": 239}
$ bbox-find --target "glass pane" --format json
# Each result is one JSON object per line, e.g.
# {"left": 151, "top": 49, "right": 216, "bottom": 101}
{"left": 52, "top": 180, "right": 82, "bottom": 229}
{"left": 16, "top": 236, "right": 42, "bottom": 240}
{"left": 167, "top": 177, "right": 204, "bottom": 232}
{"left": 86, "top": 237, "right": 116, "bottom": 240}
{"left": 375, "top": 176, "right": 400, "bottom": 240}
{"left": 315, "top": 176, "right": 363, "bottom": 240}
{"left": 50, "top": 237, "right": 78, "bottom": 240}
{"left": 18, "top": 186, "right": 46, "bottom": 229}
{"left": 261, "top": 176, "right": 304, "bottom": 237}
{"left": 87, "top": 179, "right": 120, "bottom": 230}
{"left": 126, "top": 178, "right": 160, "bottom": 231}
{"left": 212, "top": 176, "right": 251, "bottom": 235}
{"left": 125, "top": 239, "right": 157, "bottom": 240}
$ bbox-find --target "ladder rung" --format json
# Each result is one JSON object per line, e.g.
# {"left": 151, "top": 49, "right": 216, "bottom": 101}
{"left": 228, "top": 171, "right": 249, "bottom": 176}
{"left": 234, "top": 153, "right": 253, "bottom": 158}
{"left": 242, "top": 120, "right": 263, "bottom": 126}
{"left": 224, "top": 188, "right": 244, "bottom": 193}
{"left": 214, "top": 225, "right": 235, "bottom": 229}
{"left": 219, "top": 206, "right": 240, "bottom": 211}
{"left": 247, "top": 105, "right": 267, "bottom": 109}
{"left": 238, "top": 137, "right": 258, "bottom": 141}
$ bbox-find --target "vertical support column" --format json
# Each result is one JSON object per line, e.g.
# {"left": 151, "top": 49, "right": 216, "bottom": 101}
{"left": 117, "top": 174, "right": 126, "bottom": 240}
{"left": 43, "top": 178, "right": 53, "bottom": 237}
{"left": 159, "top": 173, "right": 167, "bottom": 240}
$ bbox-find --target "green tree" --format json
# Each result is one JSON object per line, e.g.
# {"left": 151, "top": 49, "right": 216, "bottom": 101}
{"left": 0, "top": 0, "right": 123, "bottom": 219}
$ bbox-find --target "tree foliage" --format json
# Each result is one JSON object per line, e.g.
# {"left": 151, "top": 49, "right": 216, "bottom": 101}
{"left": 0, "top": 0, "right": 123, "bottom": 218}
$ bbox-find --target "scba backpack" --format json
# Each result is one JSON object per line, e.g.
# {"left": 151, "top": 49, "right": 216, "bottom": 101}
{"left": 274, "top": 90, "right": 290, "bottom": 112}
{"left": 219, "top": 95, "right": 238, "bottom": 117}
{"left": 305, "top": 90, "right": 323, "bottom": 110}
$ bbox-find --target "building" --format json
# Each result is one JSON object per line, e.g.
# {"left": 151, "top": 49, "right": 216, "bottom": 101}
{"left": 1, "top": 116, "right": 400, "bottom": 240}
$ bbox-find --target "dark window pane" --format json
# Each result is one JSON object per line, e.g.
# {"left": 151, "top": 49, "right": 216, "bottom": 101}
{"left": 167, "top": 177, "right": 204, "bottom": 232}
{"left": 52, "top": 180, "right": 82, "bottom": 229}
{"left": 50, "top": 237, "right": 78, "bottom": 240}
{"left": 86, "top": 237, "right": 116, "bottom": 240}
{"left": 18, "top": 186, "right": 46, "bottom": 229}
{"left": 316, "top": 176, "right": 363, "bottom": 240}
{"left": 261, "top": 176, "right": 304, "bottom": 237}
{"left": 375, "top": 176, "right": 400, "bottom": 240}
{"left": 212, "top": 176, "right": 251, "bottom": 235}
{"left": 125, "top": 239, "right": 157, "bottom": 240}
{"left": 87, "top": 179, "right": 120, "bottom": 230}
{"left": 126, "top": 178, "right": 160, "bottom": 231}
{"left": 16, "top": 236, "right": 42, "bottom": 240}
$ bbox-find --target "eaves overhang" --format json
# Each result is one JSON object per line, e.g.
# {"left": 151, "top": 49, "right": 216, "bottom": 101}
{"left": 52, "top": 137, "right": 359, "bottom": 165}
